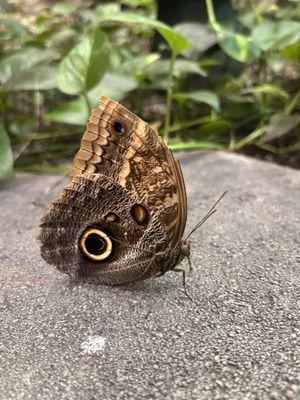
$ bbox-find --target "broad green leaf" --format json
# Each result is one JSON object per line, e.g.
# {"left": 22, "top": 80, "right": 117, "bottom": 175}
{"left": 0, "top": 17, "right": 29, "bottom": 39}
{"left": 95, "top": 2, "right": 120, "bottom": 18}
{"left": 252, "top": 20, "right": 300, "bottom": 51}
{"left": 239, "top": 11, "right": 257, "bottom": 30}
{"left": 51, "top": 3, "right": 76, "bottom": 15}
{"left": 119, "top": 53, "right": 160, "bottom": 77}
{"left": 44, "top": 98, "right": 89, "bottom": 125}
{"left": 197, "top": 120, "right": 230, "bottom": 136}
{"left": 48, "top": 28, "right": 77, "bottom": 46}
{"left": 88, "top": 72, "right": 138, "bottom": 102}
{"left": 57, "top": 28, "right": 110, "bottom": 95}
{"left": 220, "top": 32, "right": 260, "bottom": 62}
{"left": 0, "top": 47, "right": 57, "bottom": 91}
{"left": 174, "top": 23, "right": 218, "bottom": 57}
{"left": 145, "top": 59, "right": 207, "bottom": 78}
{"left": 173, "top": 91, "right": 220, "bottom": 111}
{"left": 281, "top": 42, "right": 300, "bottom": 62}
{"left": 266, "top": 56, "right": 285, "bottom": 73}
{"left": 46, "top": 73, "right": 137, "bottom": 125}
{"left": 2, "top": 66, "right": 56, "bottom": 91}
{"left": 0, "top": 126, "right": 14, "bottom": 179}
{"left": 99, "top": 12, "right": 190, "bottom": 55}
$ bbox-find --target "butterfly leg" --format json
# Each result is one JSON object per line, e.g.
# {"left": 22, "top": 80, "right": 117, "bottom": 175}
{"left": 187, "top": 255, "right": 193, "bottom": 272}
{"left": 173, "top": 267, "right": 194, "bottom": 303}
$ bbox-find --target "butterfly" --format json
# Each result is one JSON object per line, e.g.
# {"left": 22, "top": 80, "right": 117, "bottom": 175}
{"left": 38, "top": 96, "right": 222, "bottom": 288}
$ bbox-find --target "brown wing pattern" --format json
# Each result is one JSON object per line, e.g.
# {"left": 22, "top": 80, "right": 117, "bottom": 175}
{"left": 39, "top": 173, "right": 167, "bottom": 285}
{"left": 70, "top": 96, "right": 187, "bottom": 249}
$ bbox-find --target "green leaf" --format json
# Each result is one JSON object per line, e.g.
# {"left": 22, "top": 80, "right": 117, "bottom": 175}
{"left": 45, "top": 72, "right": 137, "bottom": 125}
{"left": 0, "top": 126, "right": 14, "bottom": 179}
{"left": 44, "top": 98, "right": 89, "bottom": 125}
{"left": 47, "top": 28, "right": 77, "bottom": 46}
{"left": 99, "top": 12, "right": 190, "bottom": 55}
{"left": 252, "top": 20, "right": 300, "bottom": 51}
{"left": 222, "top": 99, "right": 260, "bottom": 122}
{"left": 95, "top": 3, "right": 121, "bottom": 18}
{"left": 88, "top": 72, "right": 138, "bottom": 102}
{"left": 266, "top": 56, "right": 285, "bottom": 73}
{"left": 173, "top": 90, "right": 220, "bottom": 111}
{"left": 2, "top": 66, "right": 56, "bottom": 91}
{"left": 220, "top": 32, "right": 260, "bottom": 62}
{"left": 57, "top": 28, "right": 110, "bottom": 95}
{"left": 119, "top": 53, "right": 160, "bottom": 77}
{"left": 197, "top": 120, "right": 230, "bottom": 136}
{"left": 239, "top": 11, "right": 257, "bottom": 30}
{"left": 0, "top": 17, "right": 29, "bottom": 39}
{"left": 0, "top": 47, "right": 57, "bottom": 91}
{"left": 51, "top": 2, "right": 76, "bottom": 15}
{"left": 281, "top": 41, "right": 300, "bottom": 62}
{"left": 243, "top": 84, "right": 289, "bottom": 100}
{"left": 145, "top": 59, "right": 207, "bottom": 78}
{"left": 174, "top": 22, "right": 218, "bottom": 57}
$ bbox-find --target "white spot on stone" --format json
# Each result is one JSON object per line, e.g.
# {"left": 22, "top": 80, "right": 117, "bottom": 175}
{"left": 81, "top": 336, "right": 107, "bottom": 355}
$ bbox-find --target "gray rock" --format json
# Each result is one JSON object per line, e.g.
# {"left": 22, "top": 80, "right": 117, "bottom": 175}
{"left": 0, "top": 151, "right": 299, "bottom": 400}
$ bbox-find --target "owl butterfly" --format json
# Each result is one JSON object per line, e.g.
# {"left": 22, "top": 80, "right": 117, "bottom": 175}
{"left": 39, "top": 97, "right": 221, "bottom": 287}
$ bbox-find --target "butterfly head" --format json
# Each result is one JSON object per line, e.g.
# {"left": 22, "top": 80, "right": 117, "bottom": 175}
{"left": 154, "top": 240, "right": 191, "bottom": 275}
{"left": 180, "top": 240, "right": 191, "bottom": 258}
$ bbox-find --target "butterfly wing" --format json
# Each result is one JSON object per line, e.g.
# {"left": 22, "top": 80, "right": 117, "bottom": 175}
{"left": 39, "top": 97, "right": 187, "bottom": 284}
{"left": 39, "top": 173, "right": 168, "bottom": 284}
{"left": 70, "top": 96, "right": 187, "bottom": 249}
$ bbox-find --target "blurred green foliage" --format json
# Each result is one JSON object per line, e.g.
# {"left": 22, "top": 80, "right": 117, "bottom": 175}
{"left": 0, "top": 0, "right": 299, "bottom": 177}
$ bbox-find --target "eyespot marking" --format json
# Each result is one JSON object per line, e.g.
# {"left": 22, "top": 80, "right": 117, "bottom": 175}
{"left": 130, "top": 204, "right": 150, "bottom": 226}
{"left": 104, "top": 212, "right": 120, "bottom": 223}
{"left": 113, "top": 121, "right": 126, "bottom": 135}
{"left": 79, "top": 228, "right": 112, "bottom": 261}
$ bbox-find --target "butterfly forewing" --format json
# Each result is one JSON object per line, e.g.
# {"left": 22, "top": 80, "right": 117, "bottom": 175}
{"left": 70, "top": 97, "right": 187, "bottom": 249}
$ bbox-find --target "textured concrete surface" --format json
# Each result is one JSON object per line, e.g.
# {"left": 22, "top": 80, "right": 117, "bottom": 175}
{"left": 0, "top": 151, "right": 300, "bottom": 400}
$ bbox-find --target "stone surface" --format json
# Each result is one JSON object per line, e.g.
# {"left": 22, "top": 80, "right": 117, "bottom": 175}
{"left": 0, "top": 151, "right": 299, "bottom": 400}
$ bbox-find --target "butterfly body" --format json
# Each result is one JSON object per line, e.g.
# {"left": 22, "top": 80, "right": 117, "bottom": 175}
{"left": 39, "top": 97, "right": 189, "bottom": 285}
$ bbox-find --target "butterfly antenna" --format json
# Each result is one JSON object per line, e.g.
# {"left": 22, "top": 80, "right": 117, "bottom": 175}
{"left": 184, "top": 191, "right": 227, "bottom": 242}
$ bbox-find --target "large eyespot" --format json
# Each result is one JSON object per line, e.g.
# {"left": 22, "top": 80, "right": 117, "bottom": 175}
{"left": 79, "top": 228, "right": 112, "bottom": 262}
{"left": 113, "top": 121, "right": 126, "bottom": 135}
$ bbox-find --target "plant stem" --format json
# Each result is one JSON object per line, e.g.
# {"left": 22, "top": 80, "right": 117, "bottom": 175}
{"left": 169, "top": 115, "right": 214, "bottom": 133}
{"left": 232, "top": 126, "right": 265, "bottom": 150}
{"left": 285, "top": 89, "right": 300, "bottom": 115}
{"left": 205, "top": 0, "right": 222, "bottom": 33}
{"left": 251, "top": 1, "right": 264, "bottom": 24}
{"left": 163, "top": 52, "right": 176, "bottom": 144}
{"left": 83, "top": 91, "right": 92, "bottom": 113}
